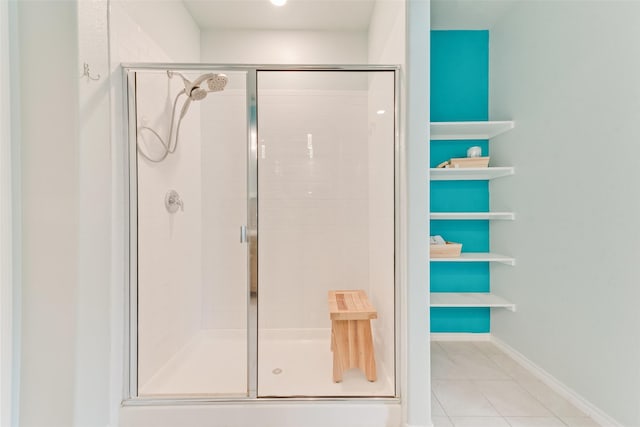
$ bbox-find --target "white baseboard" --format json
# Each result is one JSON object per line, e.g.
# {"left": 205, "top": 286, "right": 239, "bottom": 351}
{"left": 430, "top": 333, "right": 491, "bottom": 342}
{"left": 121, "top": 402, "right": 402, "bottom": 427}
{"left": 491, "top": 336, "right": 622, "bottom": 427}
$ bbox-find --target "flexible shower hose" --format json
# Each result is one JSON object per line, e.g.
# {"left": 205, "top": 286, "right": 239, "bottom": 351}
{"left": 136, "top": 89, "right": 187, "bottom": 163}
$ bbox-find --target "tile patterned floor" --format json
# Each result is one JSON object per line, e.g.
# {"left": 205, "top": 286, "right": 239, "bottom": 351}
{"left": 431, "top": 341, "right": 601, "bottom": 427}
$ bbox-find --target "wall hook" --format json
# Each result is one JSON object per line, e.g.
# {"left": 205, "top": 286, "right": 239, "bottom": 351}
{"left": 81, "top": 63, "right": 100, "bottom": 81}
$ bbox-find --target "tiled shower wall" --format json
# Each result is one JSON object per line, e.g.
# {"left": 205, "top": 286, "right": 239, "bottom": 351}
{"left": 200, "top": 77, "right": 248, "bottom": 331}
{"left": 200, "top": 72, "right": 395, "bottom": 360}
{"left": 136, "top": 71, "right": 203, "bottom": 388}
{"left": 257, "top": 86, "right": 370, "bottom": 330}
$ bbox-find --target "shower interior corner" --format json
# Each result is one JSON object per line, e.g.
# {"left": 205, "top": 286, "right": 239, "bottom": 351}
{"left": 131, "top": 67, "right": 397, "bottom": 399}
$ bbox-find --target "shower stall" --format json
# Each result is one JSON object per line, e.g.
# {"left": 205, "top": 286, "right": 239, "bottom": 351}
{"left": 124, "top": 65, "right": 398, "bottom": 401}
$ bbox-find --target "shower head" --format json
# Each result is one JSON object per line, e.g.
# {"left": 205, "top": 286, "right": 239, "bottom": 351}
{"left": 207, "top": 74, "right": 228, "bottom": 92}
{"left": 167, "top": 71, "right": 229, "bottom": 118}
{"left": 139, "top": 71, "right": 229, "bottom": 163}
{"left": 168, "top": 71, "right": 228, "bottom": 97}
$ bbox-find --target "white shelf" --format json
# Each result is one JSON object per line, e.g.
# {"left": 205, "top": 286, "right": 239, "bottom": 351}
{"left": 430, "top": 167, "right": 514, "bottom": 181}
{"left": 430, "top": 252, "right": 515, "bottom": 266}
{"left": 430, "top": 292, "right": 516, "bottom": 311}
{"left": 430, "top": 212, "right": 515, "bottom": 220}
{"left": 430, "top": 121, "right": 515, "bottom": 140}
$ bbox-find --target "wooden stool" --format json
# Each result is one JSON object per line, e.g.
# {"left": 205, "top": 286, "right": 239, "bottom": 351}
{"left": 328, "top": 290, "right": 377, "bottom": 382}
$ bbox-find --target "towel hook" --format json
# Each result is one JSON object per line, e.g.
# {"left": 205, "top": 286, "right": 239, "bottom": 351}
{"left": 81, "top": 63, "right": 100, "bottom": 81}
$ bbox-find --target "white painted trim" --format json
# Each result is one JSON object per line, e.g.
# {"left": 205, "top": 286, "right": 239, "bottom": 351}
{"left": 491, "top": 336, "right": 622, "bottom": 427}
{"left": 0, "top": 1, "right": 16, "bottom": 425}
{"left": 0, "top": 0, "right": 10, "bottom": 423}
{"left": 404, "top": 0, "right": 431, "bottom": 426}
{"left": 120, "top": 402, "right": 402, "bottom": 427}
{"left": 431, "top": 333, "right": 491, "bottom": 342}
{"left": 109, "top": 45, "right": 126, "bottom": 427}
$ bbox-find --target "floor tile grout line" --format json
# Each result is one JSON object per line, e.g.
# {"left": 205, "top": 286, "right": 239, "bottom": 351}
{"left": 470, "top": 378, "right": 542, "bottom": 420}
{"left": 507, "top": 371, "right": 584, "bottom": 425}
{"left": 441, "top": 341, "right": 518, "bottom": 382}
{"left": 465, "top": 343, "right": 577, "bottom": 422}
{"left": 431, "top": 390, "right": 455, "bottom": 425}
{"left": 475, "top": 378, "right": 585, "bottom": 425}
{"left": 435, "top": 342, "right": 514, "bottom": 421}
{"left": 475, "top": 342, "right": 595, "bottom": 424}
{"left": 477, "top": 343, "right": 527, "bottom": 383}
{"left": 511, "top": 376, "right": 576, "bottom": 425}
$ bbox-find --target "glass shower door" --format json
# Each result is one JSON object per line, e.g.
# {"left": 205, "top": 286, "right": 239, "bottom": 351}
{"left": 128, "top": 66, "right": 396, "bottom": 400}
{"left": 256, "top": 70, "right": 397, "bottom": 397}
{"left": 131, "top": 68, "right": 249, "bottom": 398}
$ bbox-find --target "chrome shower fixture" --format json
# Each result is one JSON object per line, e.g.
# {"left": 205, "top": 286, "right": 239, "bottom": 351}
{"left": 167, "top": 71, "right": 229, "bottom": 117}
{"left": 137, "top": 70, "right": 229, "bottom": 163}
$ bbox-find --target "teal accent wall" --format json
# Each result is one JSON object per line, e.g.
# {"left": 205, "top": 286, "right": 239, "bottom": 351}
{"left": 431, "top": 30, "right": 491, "bottom": 333}
{"left": 431, "top": 30, "right": 489, "bottom": 122}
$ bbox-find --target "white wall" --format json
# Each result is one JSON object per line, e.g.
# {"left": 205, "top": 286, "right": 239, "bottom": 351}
{"left": 111, "top": 0, "right": 200, "bottom": 63}
{"left": 28, "top": 0, "right": 206, "bottom": 420}
{"left": 16, "top": 2, "right": 79, "bottom": 426}
{"left": 370, "top": 0, "right": 433, "bottom": 422}
{"left": 201, "top": 30, "right": 368, "bottom": 64}
{"left": 13, "top": 0, "right": 203, "bottom": 422}
{"left": 367, "top": 3, "right": 408, "bottom": 391}
{"left": 490, "top": 2, "right": 640, "bottom": 425}
{"left": 368, "top": 0, "right": 406, "bottom": 66}
{"left": 109, "top": 1, "right": 200, "bottom": 63}
{"left": 0, "top": 1, "right": 17, "bottom": 426}
{"left": 74, "top": 1, "right": 112, "bottom": 425}
{"left": 369, "top": 0, "right": 431, "bottom": 426}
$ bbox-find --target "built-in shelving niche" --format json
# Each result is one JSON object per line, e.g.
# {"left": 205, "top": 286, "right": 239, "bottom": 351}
{"left": 429, "top": 120, "right": 516, "bottom": 313}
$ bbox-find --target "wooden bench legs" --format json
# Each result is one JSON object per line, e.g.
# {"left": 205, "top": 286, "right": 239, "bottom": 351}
{"left": 330, "top": 318, "right": 377, "bottom": 382}
{"left": 328, "top": 290, "right": 378, "bottom": 383}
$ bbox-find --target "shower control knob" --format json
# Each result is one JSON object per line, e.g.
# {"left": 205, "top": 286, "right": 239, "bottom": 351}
{"left": 165, "top": 190, "right": 184, "bottom": 213}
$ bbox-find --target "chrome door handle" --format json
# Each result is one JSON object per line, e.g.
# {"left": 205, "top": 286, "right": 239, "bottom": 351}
{"left": 240, "top": 225, "right": 247, "bottom": 243}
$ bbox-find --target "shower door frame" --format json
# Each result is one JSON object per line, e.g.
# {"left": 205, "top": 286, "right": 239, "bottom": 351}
{"left": 122, "top": 64, "right": 401, "bottom": 405}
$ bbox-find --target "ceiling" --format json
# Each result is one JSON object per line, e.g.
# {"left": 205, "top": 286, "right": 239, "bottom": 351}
{"left": 182, "top": 0, "right": 377, "bottom": 31}
{"left": 182, "top": 0, "right": 517, "bottom": 33}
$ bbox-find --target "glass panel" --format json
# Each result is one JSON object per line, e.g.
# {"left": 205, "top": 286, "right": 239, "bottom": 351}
{"left": 134, "top": 69, "right": 248, "bottom": 397}
{"left": 256, "top": 70, "right": 396, "bottom": 397}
